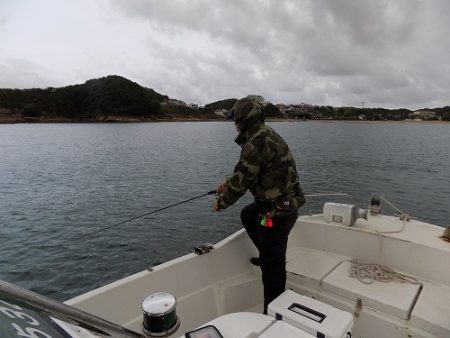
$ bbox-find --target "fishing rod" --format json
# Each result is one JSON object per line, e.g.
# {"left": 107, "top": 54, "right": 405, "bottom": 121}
{"left": 67, "top": 190, "right": 217, "bottom": 243}
{"left": 66, "top": 190, "right": 349, "bottom": 243}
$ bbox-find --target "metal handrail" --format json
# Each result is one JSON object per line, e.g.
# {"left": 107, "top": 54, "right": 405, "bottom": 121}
{"left": 0, "top": 280, "right": 144, "bottom": 338}
{"left": 304, "top": 192, "right": 355, "bottom": 216}
{"left": 304, "top": 192, "right": 414, "bottom": 222}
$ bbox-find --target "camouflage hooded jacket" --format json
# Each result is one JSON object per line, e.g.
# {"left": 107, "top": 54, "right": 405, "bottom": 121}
{"left": 217, "top": 98, "right": 305, "bottom": 215}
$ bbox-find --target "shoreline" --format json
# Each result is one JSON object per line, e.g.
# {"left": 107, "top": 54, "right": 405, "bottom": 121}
{"left": 0, "top": 117, "right": 449, "bottom": 124}
{"left": 267, "top": 119, "right": 450, "bottom": 124}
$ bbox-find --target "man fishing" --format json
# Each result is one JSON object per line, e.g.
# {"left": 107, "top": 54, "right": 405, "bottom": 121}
{"left": 213, "top": 96, "right": 305, "bottom": 314}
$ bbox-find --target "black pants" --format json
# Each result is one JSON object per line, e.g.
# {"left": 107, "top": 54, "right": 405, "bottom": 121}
{"left": 241, "top": 202, "right": 298, "bottom": 313}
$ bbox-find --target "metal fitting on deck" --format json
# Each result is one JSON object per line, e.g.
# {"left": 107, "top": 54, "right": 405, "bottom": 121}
{"left": 441, "top": 226, "right": 450, "bottom": 242}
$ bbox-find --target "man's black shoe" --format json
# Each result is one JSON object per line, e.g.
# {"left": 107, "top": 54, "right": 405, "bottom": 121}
{"left": 250, "top": 257, "right": 260, "bottom": 266}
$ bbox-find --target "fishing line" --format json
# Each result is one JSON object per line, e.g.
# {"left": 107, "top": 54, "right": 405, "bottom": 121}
{"left": 66, "top": 190, "right": 217, "bottom": 243}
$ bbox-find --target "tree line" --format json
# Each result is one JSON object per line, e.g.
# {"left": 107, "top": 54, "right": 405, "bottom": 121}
{"left": 0, "top": 75, "right": 166, "bottom": 121}
{"left": 292, "top": 105, "right": 450, "bottom": 121}
{"left": 1, "top": 75, "right": 449, "bottom": 122}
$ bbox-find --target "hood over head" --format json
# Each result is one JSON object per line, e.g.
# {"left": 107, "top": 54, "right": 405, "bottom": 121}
{"left": 230, "top": 96, "right": 264, "bottom": 132}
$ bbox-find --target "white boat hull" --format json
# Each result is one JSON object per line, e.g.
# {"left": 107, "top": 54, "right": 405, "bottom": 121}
{"left": 66, "top": 212, "right": 450, "bottom": 338}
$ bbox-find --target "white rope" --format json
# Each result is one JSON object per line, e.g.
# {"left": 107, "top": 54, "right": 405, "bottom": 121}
{"left": 349, "top": 259, "right": 420, "bottom": 285}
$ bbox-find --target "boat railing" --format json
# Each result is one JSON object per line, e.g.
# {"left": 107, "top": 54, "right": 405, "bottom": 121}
{"left": 304, "top": 192, "right": 355, "bottom": 216}
{"left": 304, "top": 192, "right": 414, "bottom": 224}
{"left": 0, "top": 279, "right": 144, "bottom": 338}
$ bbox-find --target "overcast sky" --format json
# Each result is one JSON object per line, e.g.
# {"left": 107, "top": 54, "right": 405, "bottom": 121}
{"left": 1, "top": 0, "right": 449, "bottom": 109}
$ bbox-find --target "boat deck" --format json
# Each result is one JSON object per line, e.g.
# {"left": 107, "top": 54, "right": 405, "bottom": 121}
{"left": 65, "top": 213, "right": 450, "bottom": 338}
{"left": 285, "top": 214, "right": 450, "bottom": 338}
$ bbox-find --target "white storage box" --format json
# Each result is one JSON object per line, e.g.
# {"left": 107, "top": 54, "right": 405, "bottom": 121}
{"left": 323, "top": 202, "right": 356, "bottom": 226}
{"left": 268, "top": 290, "right": 353, "bottom": 338}
{"left": 259, "top": 320, "right": 316, "bottom": 338}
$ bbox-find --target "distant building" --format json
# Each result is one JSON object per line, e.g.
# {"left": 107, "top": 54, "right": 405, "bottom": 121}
{"left": 214, "top": 109, "right": 229, "bottom": 118}
{"left": 161, "top": 99, "right": 187, "bottom": 107}
{"left": 411, "top": 110, "right": 439, "bottom": 120}
{"left": 276, "top": 103, "right": 314, "bottom": 118}
{"left": 276, "top": 104, "right": 288, "bottom": 110}
{"left": 275, "top": 104, "right": 289, "bottom": 115}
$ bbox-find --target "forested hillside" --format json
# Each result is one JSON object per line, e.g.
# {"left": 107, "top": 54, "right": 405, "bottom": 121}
{"left": 0, "top": 75, "right": 167, "bottom": 122}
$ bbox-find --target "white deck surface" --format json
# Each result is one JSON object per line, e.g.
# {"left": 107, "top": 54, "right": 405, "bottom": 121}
{"left": 64, "top": 212, "right": 450, "bottom": 338}
{"left": 287, "top": 246, "right": 350, "bottom": 281}
{"left": 410, "top": 280, "right": 450, "bottom": 337}
{"left": 321, "top": 261, "right": 421, "bottom": 319}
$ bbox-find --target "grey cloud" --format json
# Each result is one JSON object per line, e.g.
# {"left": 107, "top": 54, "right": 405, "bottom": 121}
{"left": 112, "top": 0, "right": 446, "bottom": 108}
{"left": 0, "top": 59, "right": 61, "bottom": 89}
{"left": 111, "top": 0, "right": 310, "bottom": 61}
{"left": 139, "top": 36, "right": 268, "bottom": 104}
{"left": 310, "top": 0, "right": 421, "bottom": 50}
{"left": 0, "top": 15, "right": 7, "bottom": 26}
{"left": 2, "top": 0, "right": 450, "bottom": 109}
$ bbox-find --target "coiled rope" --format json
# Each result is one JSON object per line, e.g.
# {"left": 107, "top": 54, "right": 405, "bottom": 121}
{"left": 347, "top": 196, "right": 421, "bottom": 286}
{"left": 349, "top": 259, "right": 419, "bottom": 285}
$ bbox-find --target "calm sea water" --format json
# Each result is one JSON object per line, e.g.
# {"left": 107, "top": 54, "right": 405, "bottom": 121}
{"left": 0, "top": 122, "right": 449, "bottom": 301}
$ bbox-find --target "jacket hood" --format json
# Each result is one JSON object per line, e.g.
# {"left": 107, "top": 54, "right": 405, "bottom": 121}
{"left": 230, "top": 97, "right": 264, "bottom": 132}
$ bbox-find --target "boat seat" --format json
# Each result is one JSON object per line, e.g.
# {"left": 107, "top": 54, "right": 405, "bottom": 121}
{"left": 409, "top": 280, "right": 450, "bottom": 337}
{"left": 286, "top": 247, "right": 423, "bottom": 320}
{"left": 321, "top": 261, "right": 421, "bottom": 320}
{"left": 286, "top": 246, "right": 351, "bottom": 289}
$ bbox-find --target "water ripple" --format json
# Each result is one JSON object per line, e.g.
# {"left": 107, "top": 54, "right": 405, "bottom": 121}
{"left": 0, "top": 122, "right": 449, "bottom": 301}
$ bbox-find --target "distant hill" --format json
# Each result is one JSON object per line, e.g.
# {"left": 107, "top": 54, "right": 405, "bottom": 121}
{"left": 1, "top": 76, "right": 449, "bottom": 123}
{"left": 0, "top": 75, "right": 170, "bottom": 122}
{"left": 204, "top": 98, "right": 238, "bottom": 112}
